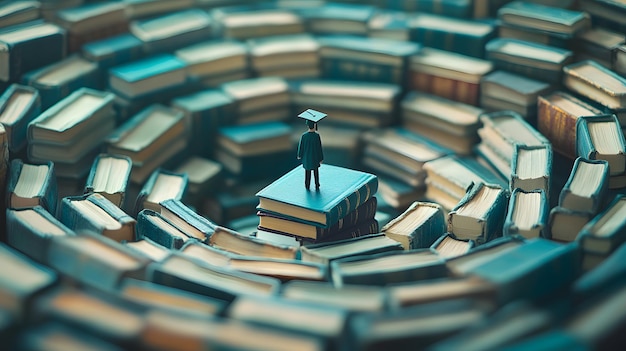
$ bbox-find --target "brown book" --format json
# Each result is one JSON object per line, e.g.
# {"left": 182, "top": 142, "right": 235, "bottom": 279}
{"left": 537, "top": 91, "right": 603, "bottom": 159}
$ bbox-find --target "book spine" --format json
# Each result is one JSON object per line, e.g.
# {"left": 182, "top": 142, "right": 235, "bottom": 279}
{"left": 537, "top": 96, "right": 578, "bottom": 159}
{"left": 326, "top": 175, "right": 379, "bottom": 227}
{"left": 488, "top": 57, "right": 563, "bottom": 85}
{"left": 9, "top": 28, "right": 66, "bottom": 83}
{"left": 137, "top": 210, "right": 186, "bottom": 250}
{"left": 318, "top": 197, "right": 378, "bottom": 238}
{"left": 408, "top": 71, "right": 480, "bottom": 106}
{"left": 6, "top": 208, "right": 53, "bottom": 263}
{"left": 316, "top": 219, "right": 380, "bottom": 243}
{"left": 410, "top": 27, "right": 490, "bottom": 59}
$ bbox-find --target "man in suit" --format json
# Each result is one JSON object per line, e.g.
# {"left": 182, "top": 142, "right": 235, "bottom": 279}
{"left": 297, "top": 110, "right": 325, "bottom": 190}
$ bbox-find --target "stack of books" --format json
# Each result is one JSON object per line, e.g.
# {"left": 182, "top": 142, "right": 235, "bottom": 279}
{"left": 256, "top": 164, "right": 379, "bottom": 245}
{"left": 221, "top": 77, "right": 290, "bottom": 125}
{"left": 247, "top": 34, "right": 320, "bottom": 79}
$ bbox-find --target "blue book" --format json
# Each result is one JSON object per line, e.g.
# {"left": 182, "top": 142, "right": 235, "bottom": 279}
{"left": 256, "top": 164, "right": 378, "bottom": 228}
{"left": 510, "top": 144, "right": 553, "bottom": 195}
{"left": 84, "top": 153, "right": 133, "bottom": 209}
{"left": 21, "top": 55, "right": 101, "bottom": 109}
{"left": 409, "top": 13, "right": 496, "bottom": 58}
{"left": 576, "top": 114, "right": 626, "bottom": 176}
{"left": 59, "top": 193, "right": 136, "bottom": 243}
{"left": 446, "top": 234, "right": 527, "bottom": 276}
{"left": 160, "top": 199, "right": 218, "bottom": 243}
{"left": 108, "top": 53, "right": 188, "bottom": 100}
{"left": 503, "top": 189, "right": 550, "bottom": 239}
{"left": 579, "top": 0, "right": 626, "bottom": 33}
{"left": 382, "top": 201, "right": 446, "bottom": 250}
{"left": 577, "top": 194, "right": 626, "bottom": 256}
{"left": 300, "top": 233, "right": 404, "bottom": 265}
{"left": 0, "top": 84, "right": 40, "bottom": 152}
{"left": 300, "top": 3, "right": 376, "bottom": 35}
{"left": 217, "top": 121, "right": 292, "bottom": 156}
{"left": 559, "top": 158, "right": 610, "bottom": 215}
{"left": 134, "top": 168, "right": 188, "bottom": 215}
{"left": 0, "top": 20, "right": 66, "bottom": 83}
{"left": 6, "top": 206, "right": 75, "bottom": 263}
{"left": 573, "top": 241, "right": 626, "bottom": 303}
{"left": 498, "top": 1, "right": 591, "bottom": 35}
{"left": 7, "top": 159, "right": 57, "bottom": 215}
{"left": 465, "top": 238, "right": 581, "bottom": 304}
{"left": 82, "top": 33, "right": 144, "bottom": 69}
{"left": 129, "top": 9, "right": 214, "bottom": 54}
{"left": 498, "top": 329, "right": 589, "bottom": 351}
{"left": 486, "top": 38, "right": 574, "bottom": 84}
{"left": 136, "top": 209, "right": 192, "bottom": 250}
{"left": 387, "top": 0, "right": 473, "bottom": 18}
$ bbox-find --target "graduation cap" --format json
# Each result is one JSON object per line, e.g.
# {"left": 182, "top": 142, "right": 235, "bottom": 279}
{"left": 298, "top": 109, "right": 326, "bottom": 130}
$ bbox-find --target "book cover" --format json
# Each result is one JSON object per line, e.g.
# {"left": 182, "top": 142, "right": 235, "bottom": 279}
{"left": 563, "top": 59, "right": 626, "bottom": 110}
{"left": 559, "top": 157, "right": 610, "bottom": 215}
{"left": 81, "top": 33, "right": 144, "bottom": 69}
{"left": 311, "top": 217, "right": 379, "bottom": 244}
{"left": 59, "top": 193, "right": 136, "bottom": 243}
{"left": 503, "top": 189, "right": 550, "bottom": 239}
{"left": 6, "top": 206, "right": 75, "bottom": 263}
{"left": 136, "top": 209, "right": 192, "bottom": 250}
{"left": 0, "top": 83, "right": 40, "bottom": 152}
{"left": 134, "top": 168, "right": 188, "bottom": 215}
{"left": 7, "top": 159, "right": 57, "bottom": 215}
{"left": 108, "top": 54, "right": 188, "bottom": 99}
{"left": 84, "top": 153, "right": 132, "bottom": 209}
{"left": 497, "top": 1, "right": 591, "bottom": 35}
{"left": 256, "top": 164, "right": 378, "bottom": 228}
{"left": 300, "top": 233, "right": 404, "bottom": 265}
{"left": 549, "top": 206, "right": 594, "bottom": 243}
{"left": 577, "top": 194, "right": 626, "bottom": 256}
{"left": 382, "top": 201, "right": 446, "bottom": 250}
{"left": 576, "top": 114, "right": 626, "bottom": 176}
{"left": 510, "top": 144, "right": 552, "bottom": 194}
{"left": 208, "top": 225, "right": 299, "bottom": 260}
{"left": 160, "top": 198, "right": 218, "bottom": 243}
{"left": 16, "top": 323, "right": 125, "bottom": 351}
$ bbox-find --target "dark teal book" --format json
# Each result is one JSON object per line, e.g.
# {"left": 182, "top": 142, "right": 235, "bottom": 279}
{"left": 0, "top": 84, "right": 40, "bottom": 152}
{"left": 486, "top": 38, "right": 574, "bottom": 84}
{"left": 312, "top": 218, "right": 380, "bottom": 244}
{"left": 0, "top": 20, "right": 66, "bottom": 83}
{"left": 6, "top": 206, "right": 74, "bottom": 264}
{"left": 82, "top": 33, "right": 144, "bottom": 69}
{"left": 59, "top": 193, "right": 136, "bottom": 243}
{"left": 367, "top": 10, "right": 412, "bottom": 41}
{"left": 503, "top": 189, "right": 550, "bottom": 239}
{"left": 300, "top": 233, "right": 404, "bottom": 265}
{"left": 498, "top": 330, "right": 589, "bottom": 351}
{"left": 7, "top": 159, "right": 57, "bottom": 215}
{"left": 84, "top": 153, "right": 133, "bottom": 209}
{"left": 15, "top": 322, "right": 126, "bottom": 351}
{"left": 510, "top": 144, "right": 552, "bottom": 195}
{"left": 300, "top": 3, "right": 376, "bottom": 35}
{"left": 216, "top": 148, "right": 295, "bottom": 181}
{"left": 409, "top": 13, "right": 496, "bottom": 58}
{"left": 136, "top": 209, "right": 192, "bottom": 250}
{"left": 573, "top": 241, "right": 626, "bottom": 304}
{"left": 108, "top": 53, "right": 188, "bottom": 100}
{"left": 46, "top": 232, "right": 150, "bottom": 292}
{"left": 386, "top": 0, "right": 473, "bottom": 18}
{"left": 382, "top": 201, "right": 446, "bottom": 250}
{"left": 147, "top": 252, "right": 281, "bottom": 302}
{"left": 331, "top": 248, "right": 448, "bottom": 286}
{"left": 498, "top": 22, "right": 575, "bottom": 50}
{"left": 134, "top": 168, "right": 188, "bottom": 215}
{"left": 549, "top": 206, "right": 594, "bottom": 243}
{"left": 129, "top": 9, "right": 213, "bottom": 54}
{"left": 579, "top": 0, "right": 626, "bottom": 33}
{"left": 160, "top": 199, "right": 218, "bottom": 243}
{"left": 576, "top": 114, "right": 626, "bottom": 176}
{"left": 217, "top": 121, "right": 292, "bottom": 156}
{"left": 559, "top": 158, "right": 610, "bottom": 215}
{"left": 256, "top": 164, "right": 378, "bottom": 228}
{"left": 446, "top": 234, "right": 527, "bottom": 277}
{"left": 464, "top": 238, "right": 581, "bottom": 304}
{"left": 577, "top": 194, "right": 626, "bottom": 256}
{"left": 0, "top": 243, "right": 57, "bottom": 320}
{"left": 497, "top": 1, "right": 591, "bottom": 35}
{"left": 208, "top": 225, "right": 299, "bottom": 260}
{"left": 21, "top": 55, "right": 101, "bottom": 109}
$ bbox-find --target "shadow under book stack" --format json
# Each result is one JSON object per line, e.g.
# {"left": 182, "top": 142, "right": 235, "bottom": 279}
{"left": 2, "top": 0, "right": 626, "bottom": 350}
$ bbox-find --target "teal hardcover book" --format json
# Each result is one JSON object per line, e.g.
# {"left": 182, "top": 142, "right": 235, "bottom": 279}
{"left": 160, "top": 199, "right": 218, "bottom": 243}
{"left": 300, "top": 3, "right": 376, "bottom": 35}
{"left": 136, "top": 209, "right": 191, "bottom": 250}
{"left": 498, "top": 1, "right": 591, "bottom": 35}
{"left": 134, "top": 168, "right": 188, "bottom": 215}
{"left": 577, "top": 194, "right": 626, "bottom": 256}
{"left": 549, "top": 206, "right": 594, "bottom": 243}
{"left": 0, "top": 84, "right": 40, "bottom": 152}
{"left": 387, "top": 0, "right": 472, "bottom": 18}
{"left": 84, "top": 153, "right": 133, "bottom": 209}
{"left": 558, "top": 158, "right": 610, "bottom": 215}
{"left": 510, "top": 144, "right": 552, "bottom": 195}
{"left": 300, "top": 233, "right": 404, "bottom": 265}
{"left": 564, "top": 60, "right": 626, "bottom": 111}
{"left": 108, "top": 54, "right": 188, "bottom": 99}
{"left": 256, "top": 164, "right": 378, "bottom": 228}
{"left": 82, "top": 33, "right": 144, "bottom": 69}
{"left": 503, "top": 189, "right": 550, "bottom": 239}
{"left": 7, "top": 159, "right": 57, "bottom": 215}
{"left": 382, "top": 201, "right": 446, "bottom": 250}
{"left": 576, "top": 114, "right": 626, "bottom": 176}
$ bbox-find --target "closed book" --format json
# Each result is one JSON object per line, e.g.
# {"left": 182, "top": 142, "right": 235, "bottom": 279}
{"left": 382, "top": 201, "right": 446, "bottom": 250}
{"left": 7, "top": 159, "right": 57, "bottom": 214}
{"left": 301, "top": 3, "right": 375, "bottom": 35}
{"left": 281, "top": 280, "right": 387, "bottom": 313}
{"left": 573, "top": 241, "right": 626, "bottom": 305}
{"left": 480, "top": 70, "right": 551, "bottom": 119}
{"left": 47, "top": 232, "right": 150, "bottom": 292}
{"left": 176, "top": 39, "right": 248, "bottom": 80}
{"left": 217, "top": 121, "right": 292, "bottom": 157}
{"left": 503, "top": 189, "right": 550, "bottom": 239}
{"left": 312, "top": 218, "right": 380, "bottom": 244}
{"left": 563, "top": 59, "right": 626, "bottom": 111}
{"left": 0, "top": 2, "right": 40, "bottom": 29}
{"left": 257, "top": 196, "right": 377, "bottom": 241}
{"left": 576, "top": 114, "right": 626, "bottom": 176}
{"left": 498, "top": 1, "right": 590, "bottom": 35}
{"left": 0, "top": 20, "right": 66, "bottom": 83}
{"left": 82, "top": 33, "right": 144, "bottom": 69}
{"left": 160, "top": 199, "right": 218, "bottom": 243}
{"left": 108, "top": 54, "right": 188, "bottom": 99}
{"left": 134, "top": 168, "right": 188, "bottom": 215}
{"left": 385, "top": 0, "right": 473, "bottom": 18}
{"left": 16, "top": 323, "right": 125, "bottom": 351}
{"left": 367, "top": 10, "right": 412, "bottom": 41}
{"left": 174, "top": 156, "right": 222, "bottom": 202}
{"left": 136, "top": 209, "right": 192, "bottom": 250}
{"left": 300, "top": 233, "right": 404, "bottom": 265}
{"left": 221, "top": 77, "right": 290, "bottom": 115}
{"left": 537, "top": 91, "right": 604, "bottom": 159}
{"left": 577, "top": 194, "right": 626, "bottom": 256}
{"left": 559, "top": 158, "right": 610, "bottom": 215}
{"left": 84, "top": 153, "right": 132, "bottom": 209}
{"left": 549, "top": 206, "right": 594, "bottom": 243}
{"left": 256, "top": 164, "right": 378, "bottom": 228}
{"left": 0, "top": 83, "right": 40, "bottom": 152}
{"left": 498, "top": 22, "right": 575, "bottom": 50}
{"left": 216, "top": 8, "right": 304, "bottom": 40}
{"left": 446, "top": 235, "right": 527, "bottom": 277}
{"left": 123, "top": 238, "right": 171, "bottom": 263}
{"left": 208, "top": 225, "right": 299, "bottom": 260}
{"left": 247, "top": 33, "right": 318, "bottom": 72}
{"left": 6, "top": 206, "right": 74, "bottom": 264}
{"left": 59, "top": 193, "right": 136, "bottom": 242}
{"left": 409, "top": 13, "right": 495, "bottom": 58}
{"left": 510, "top": 144, "right": 552, "bottom": 194}
{"left": 331, "top": 248, "right": 448, "bottom": 286}
{"left": 124, "top": 0, "right": 195, "bottom": 19}
{"left": 430, "top": 233, "right": 476, "bottom": 259}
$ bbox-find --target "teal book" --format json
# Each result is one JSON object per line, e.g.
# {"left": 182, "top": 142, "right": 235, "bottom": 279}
{"left": 220, "top": 76, "right": 290, "bottom": 117}
{"left": 108, "top": 53, "right": 188, "bottom": 100}
{"left": 510, "top": 144, "right": 552, "bottom": 195}
{"left": 465, "top": 238, "right": 581, "bottom": 304}
{"left": 559, "top": 158, "right": 610, "bottom": 215}
{"left": 7, "top": 159, "right": 57, "bottom": 215}
{"left": 130, "top": 9, "right": 213, "bottom": 54}
{"left": 6, "top": 206, "right": 75, "bottom": 264}
{"left": 208, "top": 225, "right": 299, "bottom": 260}
{"left": 480, "top": 70, "right": 552, "bottom": 120}
{"left": 387, "top": 0, "right": 473, "bottom": 18}
{"left": 84, "top": 153, "right": 133, "bottom": 209}
{"left": 497, "top": 22, "right": 575, "bottom": 50}
{"left": 160, "top": 199, "right": 217, "bottom": 243}
{"left": 21, "top": 55, "right": 101, "bottom": 110}
{"left": 497, "top": 330, "right": 589, "bottom": 351}
{"left": 577, "top": 194, "right": 626, "bottom": 256}
{"left": 0, "top": 243, "right": 57, "bottom": 320}
{"left": 134, "top": 168, "right": 188, "bottom": 215}
{"left": 579, "top": 0, "right": 626, "bottom": 35}
{"left": 576, "top": 114, "right": 626, "bottom": 176}
{"left": 503, "top": 189, "right": 550, "bottom": 239}
{"left": 15, "top": 323, "right": 126, "bottom": 351}
{"left": 311, "top": 218, "right": 379, "bottom": 244}
{"left": 82, "top": 33, "right": 144, "bottom": 69}
{"left": 217, "top": 121, "right": 292, "bottom": 157}
{"left": 175, "top": 38, "right": 249, "bottom": 80}
{"left": 430, "top": 233, "right": 476, "bottom": 259}
{"left": 46, "top": 232, "right": 150, "bottom": 292}
{"left": 549, "top": 206, "right": 594, "bottom": 243}
{"left": 300, "top": 3, "right": 376, "bottom": 35}
{"left": 563, "top": 59, "right": 626, "bottom": 111}
{"left": 447, "top": 182, "right": 508, "bottom": 244}
{"left": 256, "top": 164, "right": 378, "bottom": 228}
{"left": 486, "top": 38, "right": 574, "bottom": 84}
{"left": 59, "top": 193, "right": 136, "bottom": 243}
{"left": 446, "top": 234, "right": 527, "bottom": 277}
{"left": 300, "top": 233, "right": 404, "bottom": 265}
{"left": 0, "top": 2, "right": 40, "bottom": 29}
{"left": 497, "top": 1, "right": 591, "bottom": 35}
{"left": 382, "top": 201, "right": 446, "bottom": 250}
{"left": 281, "top": 280, "right": 387, "bottom": 313}
{"left": 409, "top": 13, "right": 496, "bottom": 58}
{"left": 573, "top": 242, "right": 626, "bottom": 303}
{"left": 0, "top": 84, "right": 40, "bottom": 152}
{"left": 331, "top": 248, "right": 448, "bottom": 286}
{"left": 136, "top": 209, "right": 192, "bottom": 250}
{"left": 367, "top": 10, "right": 412, "bottom": 41}
{"left": 0, "top": 20, "right": 66, "bottom": 83}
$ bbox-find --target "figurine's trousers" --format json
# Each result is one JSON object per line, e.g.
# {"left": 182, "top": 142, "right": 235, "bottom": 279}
{"left": 305, "top": 168, "right": 320, "bottom": 189}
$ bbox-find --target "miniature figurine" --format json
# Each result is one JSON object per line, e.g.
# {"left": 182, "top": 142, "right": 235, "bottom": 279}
{"left": 297, "top": 109, "right": 325, "bottom": 190}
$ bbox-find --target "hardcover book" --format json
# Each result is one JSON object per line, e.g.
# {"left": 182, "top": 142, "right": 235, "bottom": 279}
{"left": 576, "top": 114, "right": 626, "bottom": 176}
{"left": 301, "top": 3, "right": 375, "bottom": 35}
{"left": 510, "top": 144, "right": 552, "bottom": 194}
{"left": 175, "top": 39, "right": 248, "bottom": 80}
{"left": 7, "top": 159, "right": 57, "bottom": 214}
{"left": 136, "top": 209, "right": 191, "bottom": 250}
{"left": 559, "top": 158, "right": 610, "bottom": 215}
{"left": 382, "top": 201, "right": 446, "bottom": 250}
{"left": 247, "top": 34, "right": 319, "bottom": 78}
{"left": 281, "top": 280, "right": 387, "bottom": 312}
{"left": 480, "top": 70, "right": 551, "bottom": 119}
{"left": 0, "top": 83, "right": 40, "bottom": 152}
{"left": 84, "top": 153, "right": 132, "bottom": 209}
{"left": 503, "top": 189, "right": 550, "bottom": 239}
{"left": 497, "top": 1, "right": 590, "bottom": 35}
{"left": 123, "top": 238, "right": 171, "bottom": 263}
{"left": 430, "top": 233, "right": 476, "bottom": 259}
{"left": 548, "top": 206, "right": 593, "bottom": 243}
{"left": 134, "top": 168, "right": 188, "bottom": 215}
{"left": 217, "top": 121, "right": 292, "bottom": 157}
{"left": 300, "top": 233, "right": 404, "bottom": 265}
{"left": 216, "top": 8, "right": 304, "bottom": 40}
{"left": 256, "top": 164, "right": 378, "bottom": 228}
{"left": 160, "top": 199, "right": 218, "bottom": 243}
{"left": 563, "top": 59, "right": 626, "bottom": 111}
{"left": 208, "top": 225, "right": 299, "bottom": 260}
{"left": 577, "top": 194, "right": 626, "bottom": 256}
{"left": 0, "top": 2, "right": 40, "bottom": 29}
{"left": 82, "top": 33, "right": 144, "bottom": 69}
